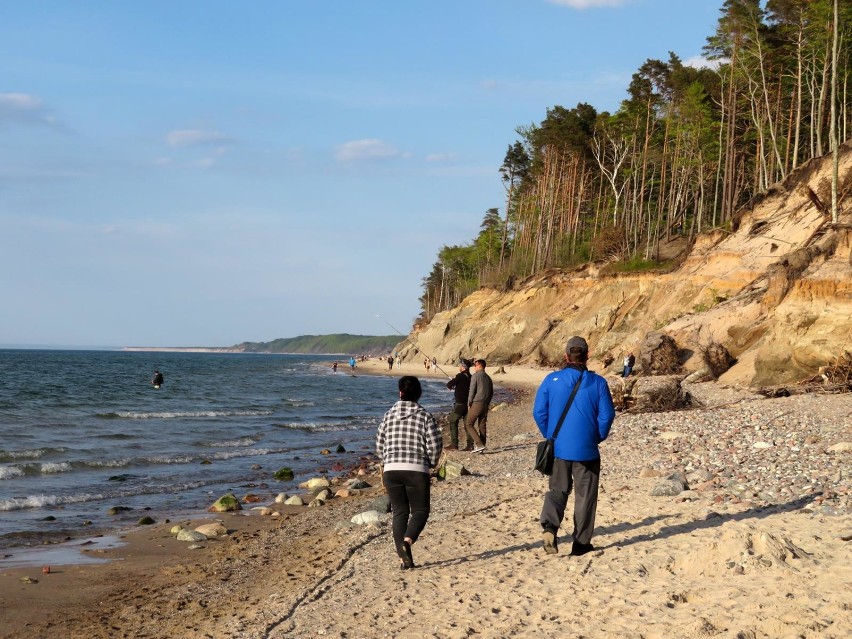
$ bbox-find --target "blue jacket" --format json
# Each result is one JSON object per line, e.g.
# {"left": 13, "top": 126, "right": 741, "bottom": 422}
{"left": 533, "top": 366, "right": 615, "bottom": 462}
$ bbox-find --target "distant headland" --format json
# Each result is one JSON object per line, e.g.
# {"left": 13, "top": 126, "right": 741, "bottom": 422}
{"left": 124, "top": 333, "right": 400, "bottom": 355}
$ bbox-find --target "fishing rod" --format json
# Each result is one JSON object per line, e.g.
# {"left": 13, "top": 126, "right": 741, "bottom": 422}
{"left": 375, "top": 314, "right": 453, "bottom": 380}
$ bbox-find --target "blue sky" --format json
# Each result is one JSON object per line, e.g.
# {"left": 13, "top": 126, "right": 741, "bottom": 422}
{"left": 0, "top": 0, "right": 720, "bottom": 348}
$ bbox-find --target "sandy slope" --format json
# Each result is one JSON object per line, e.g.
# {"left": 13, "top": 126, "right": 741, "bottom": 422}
{"left": 1, "top": 363, "right": 849, "bottom": 639}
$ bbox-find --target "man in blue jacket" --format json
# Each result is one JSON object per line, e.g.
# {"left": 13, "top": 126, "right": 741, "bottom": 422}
{"left": 534, "top": 336, "right": 615, "bottom": 556}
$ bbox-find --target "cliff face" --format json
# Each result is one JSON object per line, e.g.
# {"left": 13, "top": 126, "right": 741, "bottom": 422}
{"left": 400, "top": 145, "right": 852, "bottom": 388}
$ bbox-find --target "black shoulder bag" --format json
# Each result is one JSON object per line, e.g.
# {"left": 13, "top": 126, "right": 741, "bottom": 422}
{"left": 534, "top": 371, "right": 584, "bottom": 476}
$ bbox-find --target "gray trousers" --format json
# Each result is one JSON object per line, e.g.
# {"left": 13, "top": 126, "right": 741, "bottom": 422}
{"left": 539, "top": 458, "right": 600, "bottom": 545}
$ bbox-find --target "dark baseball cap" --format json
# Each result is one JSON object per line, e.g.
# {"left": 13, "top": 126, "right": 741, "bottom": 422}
{"left": 565, "top": 336, "right": 588, "bottom": 354}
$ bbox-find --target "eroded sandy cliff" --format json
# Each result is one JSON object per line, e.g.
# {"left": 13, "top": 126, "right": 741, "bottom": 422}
{"left": 400, "top": 145, "right": 852, "bottom": 387}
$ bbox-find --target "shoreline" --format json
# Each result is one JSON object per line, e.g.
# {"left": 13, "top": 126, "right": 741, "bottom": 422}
{"left": 1, "top": 371, "right": 849, "bottom": 638}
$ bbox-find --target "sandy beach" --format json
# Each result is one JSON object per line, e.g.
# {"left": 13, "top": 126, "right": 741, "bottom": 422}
{"left": 1, "top": 359, "right": 850, "bottom": 639}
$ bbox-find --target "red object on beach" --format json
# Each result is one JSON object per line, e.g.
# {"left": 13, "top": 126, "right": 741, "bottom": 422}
{"left": 42, "top": 566, "right": 50, "bottom": 574}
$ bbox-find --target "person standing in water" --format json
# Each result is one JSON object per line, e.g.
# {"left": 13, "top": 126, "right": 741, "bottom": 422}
{"left": 151, "top": 370, "right": 164, "bottom": 389}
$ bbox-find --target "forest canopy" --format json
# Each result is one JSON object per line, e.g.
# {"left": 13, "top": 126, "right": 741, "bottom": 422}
{"left": 419, "top": 0, "right": 851, "bottom": 325}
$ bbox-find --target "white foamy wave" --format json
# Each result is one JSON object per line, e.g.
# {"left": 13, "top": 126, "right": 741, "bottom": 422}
{"left": 83, "top": 459, "right": 131, "bottom": 469}
{"left": 142, "top": 454, "right": 195, "bottom": 464}
{"left": 0, "top": 466, "right": 25, "bottom": 480}
{"left": 0, "top": 492, "right": 104, "bottom": 511}
{"left": 0, "top": 447, "right": 65, "bottom": 460}
{"left": 113, "top": 409, "right": 274, "bottom": 419}
{"left": 39, "top": 462, "right": 72, "bottom": 474}
{"left": 206, "top": 436, "right": 262, "bottom": 448}
{"left": 274, "top": 421, "right": 362, "bottom": 433}
{"left": 284, "top": 398, "right": 316, "bottom": 407}
{"left": 206, "top": 447, "right": 286, "bottom": 460}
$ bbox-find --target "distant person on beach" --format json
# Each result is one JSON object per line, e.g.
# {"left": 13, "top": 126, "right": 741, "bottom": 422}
{"left": 424, "top": 357, "right": 430, "bottom": 372}
{"left": 622, "top": 352, "right": 635, "bottom": 377}
{"left": 332, "top": 361, "right": 338, "bottom": 373}
{"left": 388, "top": 355, "right": 394, "bottom": 370}
{"left": 151, "top": 370, "right": 164, "bottom": 388}
{"left": 464, "top": 359, "right": 493, "bottom": 453}
{"left": 349, "top": 356, "right": 356, "bottom": 373}
{"left": 445, "top": 359, "right": 473, "bottom": 450}
{"left": 376, "top": 376, "right": 442, "bottom": 570}
{"left": 534, "top": 336, "right": 615, "bottom": 556}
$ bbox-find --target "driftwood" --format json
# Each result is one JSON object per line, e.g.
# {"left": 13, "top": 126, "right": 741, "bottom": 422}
{"left": 758, "top": 352, "right": 852, "bottom": 396}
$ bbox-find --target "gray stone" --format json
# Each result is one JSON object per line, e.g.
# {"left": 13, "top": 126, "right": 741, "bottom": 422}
{"left": 351, "top": 510, "right": 381, "bottom": 525}
{"left": 370, "top": 495, "right": 392, "bottom": 513}
{"left": 176, "top": 529, "right": 208, "bottom": 542}
{"left": 651, "top": 479, "right": 686, "bottom": 497}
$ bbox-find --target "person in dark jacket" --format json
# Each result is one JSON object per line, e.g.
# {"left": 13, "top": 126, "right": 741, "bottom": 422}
{"left": 445, "top": 359, "right": 473, "bottom": 450}
{"left": 151, "top": 370, "right": 164, "bottom": 388}
{"left": 465, "top": 359, "right": 493, "bottom": 452}
{"left": 376, "top": 376, "right": 442, "bottom": 569}
{"left": 534, "top": 336, "right": 615, "bottom": 556}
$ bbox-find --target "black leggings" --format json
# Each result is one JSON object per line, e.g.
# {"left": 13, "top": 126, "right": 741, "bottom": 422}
{"left": 383, "top": 470, "right": 431, "bottom": 547}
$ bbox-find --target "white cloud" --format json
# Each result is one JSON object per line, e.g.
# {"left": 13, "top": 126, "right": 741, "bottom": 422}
{"left": 546, "top": 0, "right": 628, "bottom": 8}
{"left": 0, "top": 92, "right": 59, "bottom": 127}
{"left": 684, "top": 55, "right": 722, "bottom": 71}
{"left": 425, "top": 153, "right": 457, "bottom": 163}
{"left": 335, "top": 138, "right": 404, "bottom": 162}
{"left": 166, "top": 128, "right": 231, "bottom": 147}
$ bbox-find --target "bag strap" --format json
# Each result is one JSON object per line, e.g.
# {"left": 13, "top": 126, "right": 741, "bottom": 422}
{"left": 549, "top": 371, "right": 584, "bottom": 441}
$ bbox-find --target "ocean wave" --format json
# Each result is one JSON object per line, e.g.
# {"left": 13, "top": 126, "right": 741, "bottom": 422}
{"left": 204, "top": 447, "right": 288, "bottom": 461}
{"left": 0, "top": 447, "right": 68, "bottom": 462}
{"left": 0, "top": 466, "right": 25, "bottom": 480}
{"left": 96, "top": 409, "right": 274, "bottom": 420}
{"left": 0, "top": 493, "right": 91, "bottom": 511}
{"left": 3, "top": 462, "right": 76, "bottom": 477}
{"left": 0, "top": 480, "right": 210, "bottom": 511}
{"left": 204, "top": 436, "right": 263, "bottom": 448}
{"left": 283, "top": 398, "right": 316, "bottom": 408}
{"left": 38, "top": 462, "right": 73, "bottom": 474}
{"left": 272, "top": 421, "right": 368, "bottom": 433}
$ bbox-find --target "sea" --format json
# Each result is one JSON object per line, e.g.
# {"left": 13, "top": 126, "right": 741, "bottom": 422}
{"left": 0, "top": 349, "right": 454, "bottom": 556}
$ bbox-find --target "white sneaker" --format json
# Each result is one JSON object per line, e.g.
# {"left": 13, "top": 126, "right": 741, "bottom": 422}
{"left": 473, "top": 445, "right": 486, "bottom": 453}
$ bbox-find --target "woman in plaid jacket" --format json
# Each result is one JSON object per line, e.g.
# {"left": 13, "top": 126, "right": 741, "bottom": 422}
{"left": 376, "top": 376, "right": 442, "bottom": 569}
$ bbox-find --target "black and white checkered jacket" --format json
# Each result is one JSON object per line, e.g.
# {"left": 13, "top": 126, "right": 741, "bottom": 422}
{"left": 376, "top": 400, "right": 442, "bottom": 473}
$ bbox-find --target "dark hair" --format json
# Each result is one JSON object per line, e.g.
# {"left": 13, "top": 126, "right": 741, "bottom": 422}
{"left": 474, "top": 359, "right": 486, "bottom": 368}
{"left": 398, "top": 376, "right": 422, "bottom": 402}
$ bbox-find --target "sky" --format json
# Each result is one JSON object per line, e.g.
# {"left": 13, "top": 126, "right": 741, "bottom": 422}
{"left": 0, "top": 0, "right": 721, "bottom": 348}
